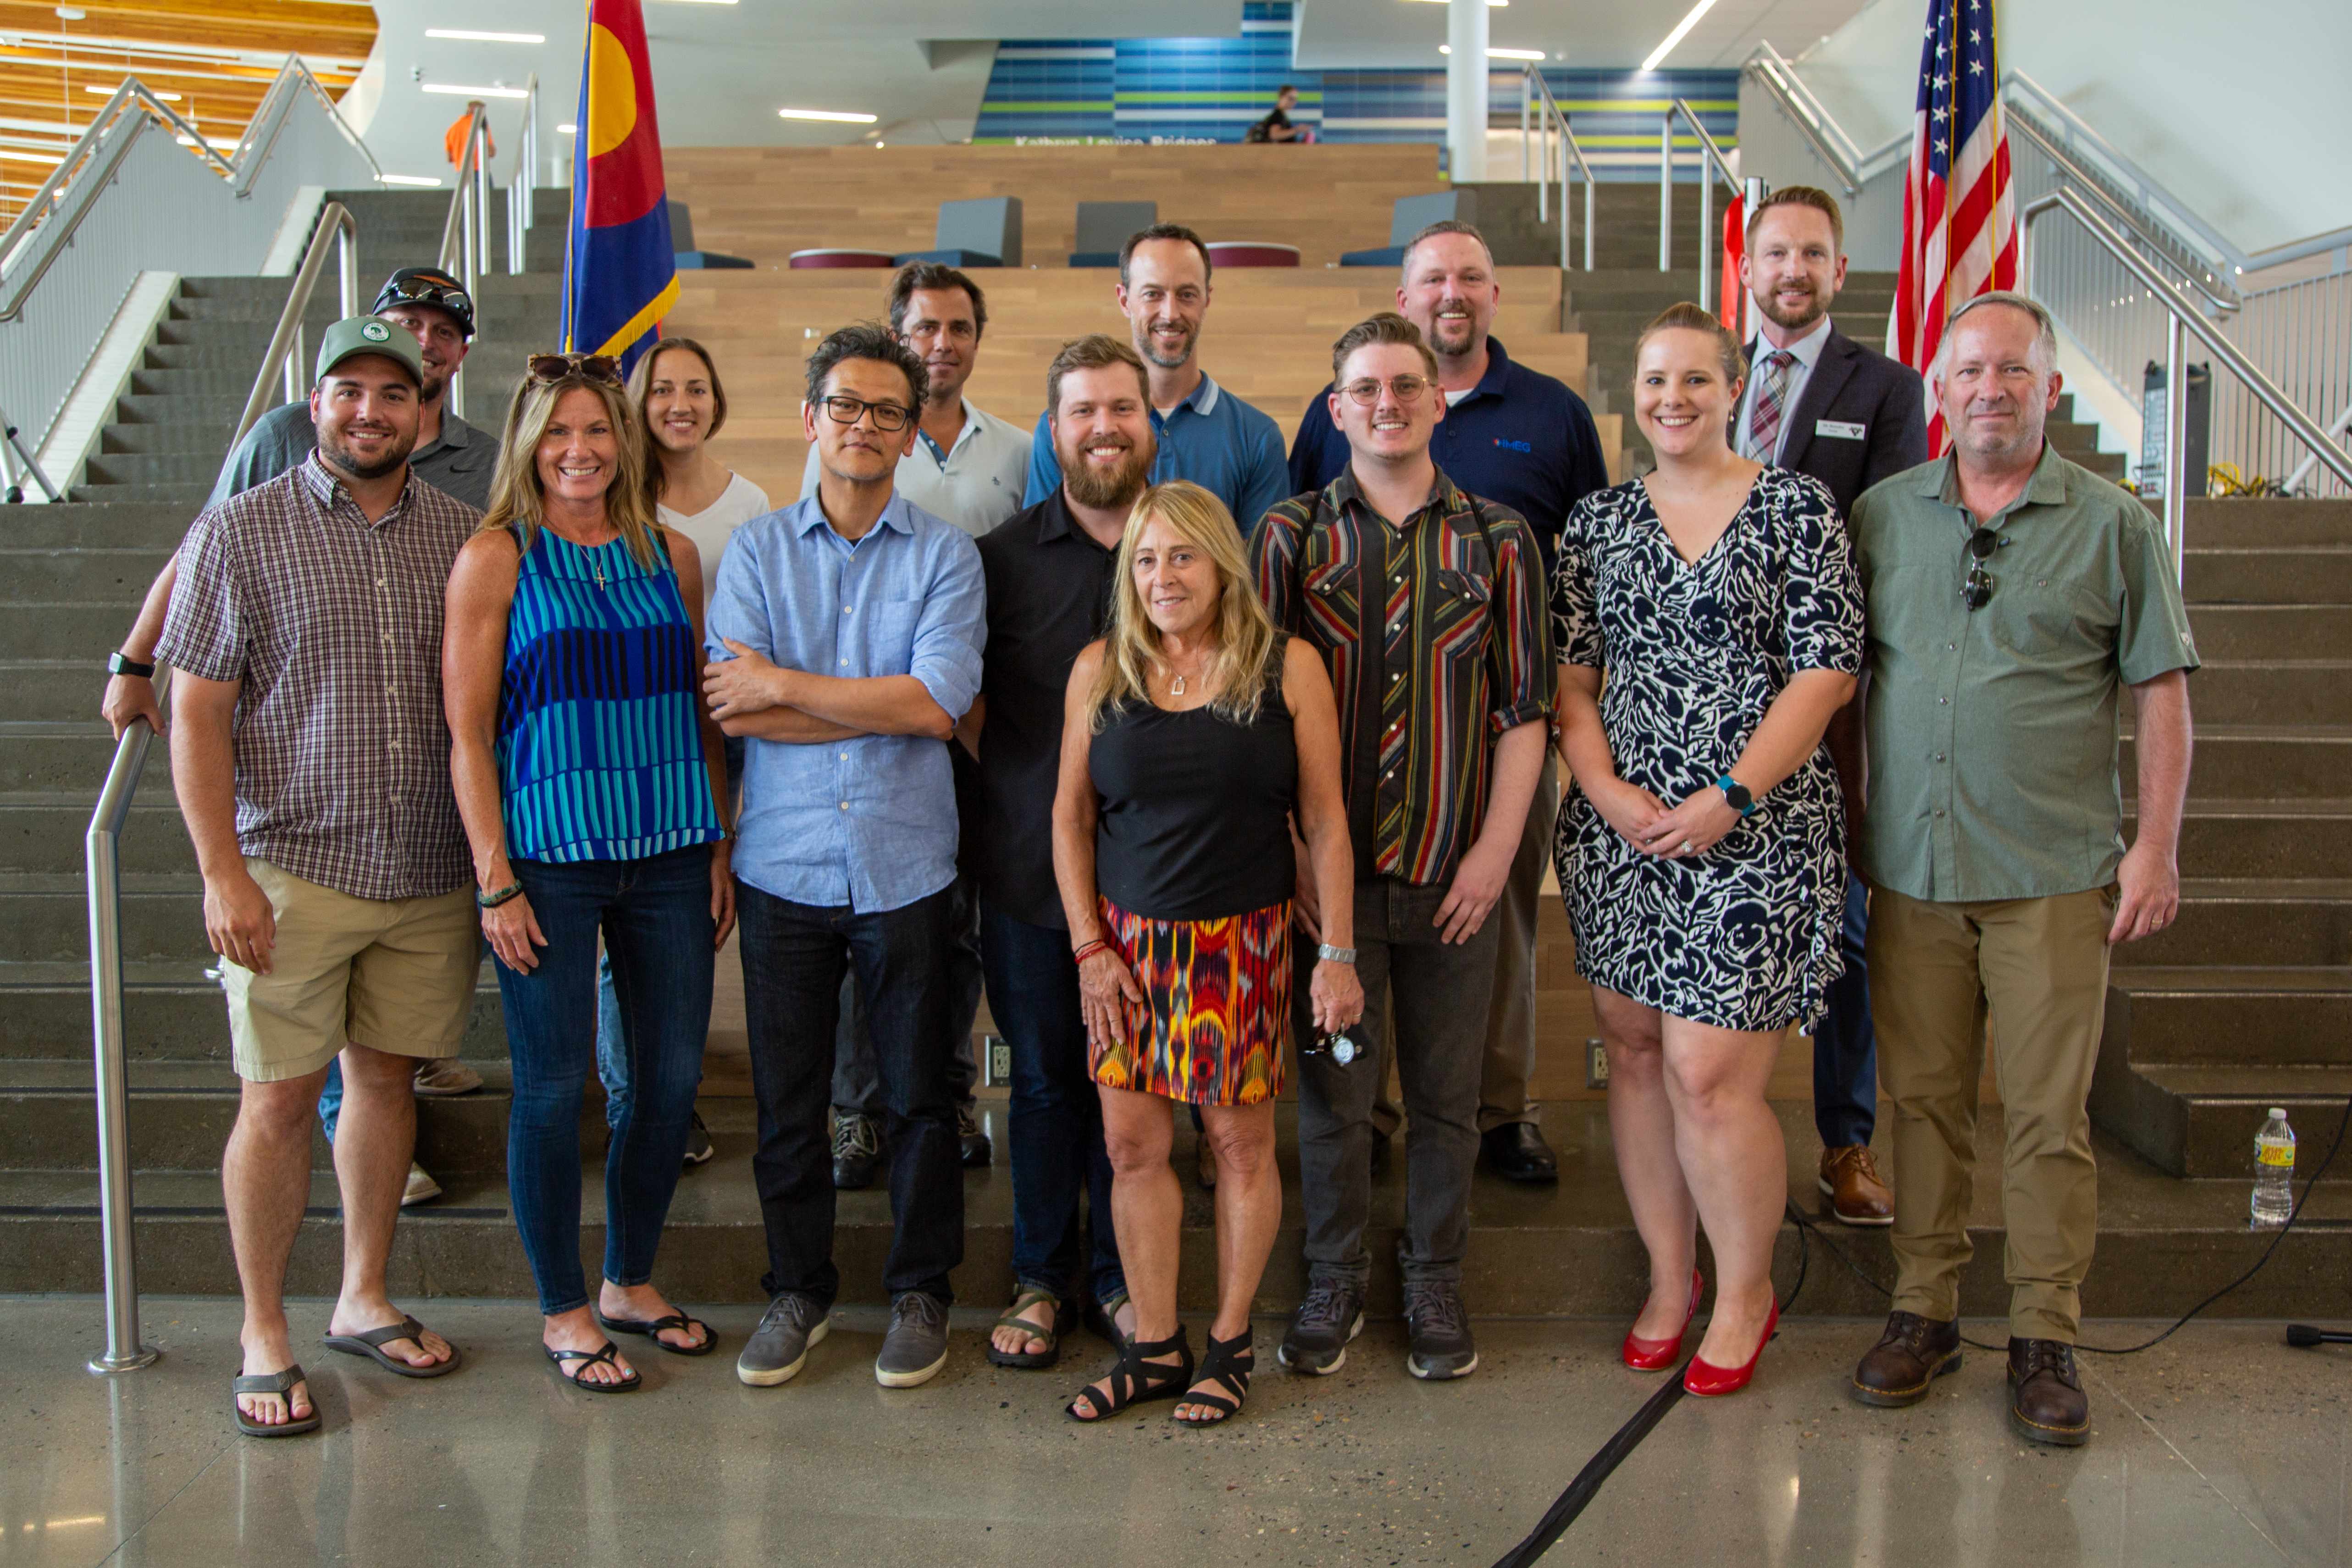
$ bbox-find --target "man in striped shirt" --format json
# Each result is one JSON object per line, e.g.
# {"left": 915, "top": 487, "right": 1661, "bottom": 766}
{"left": 1253, "top": 313, "right": 1548, "bottom": 1384}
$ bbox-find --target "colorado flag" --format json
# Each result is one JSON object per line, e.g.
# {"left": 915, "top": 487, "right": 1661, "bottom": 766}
{"left": 562, "top": 0, "right": 676, "bottom": 369}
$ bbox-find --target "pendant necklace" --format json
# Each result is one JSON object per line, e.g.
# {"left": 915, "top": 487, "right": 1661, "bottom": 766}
{"left": 590, "top": 540, "right": 608, "bottom": 591}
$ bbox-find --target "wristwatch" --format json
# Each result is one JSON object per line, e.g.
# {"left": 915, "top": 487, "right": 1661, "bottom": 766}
{"left": 106, "top": 651, "right": 155, "bottom": 678}
{"left": 1716, "top": 774, "right": 1756, "bottom": 816}
{"left": 1317, "top": 943, "right": 1357, "bottom": 964}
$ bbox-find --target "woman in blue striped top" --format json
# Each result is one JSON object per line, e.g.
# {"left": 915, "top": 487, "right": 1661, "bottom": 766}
{"left": 445, "top": 354, "right": 732, "bottom": 1393}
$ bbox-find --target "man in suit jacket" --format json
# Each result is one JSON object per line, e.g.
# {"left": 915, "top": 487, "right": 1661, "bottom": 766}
{"left": 1733, "top": 185, "right": 1929, "bottom": 1227}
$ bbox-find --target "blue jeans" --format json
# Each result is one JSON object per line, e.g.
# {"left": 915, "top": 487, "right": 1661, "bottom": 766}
{"left": 737, "top": 880, "right": 963, "bottom": 1309}
{"left": 981, "top": 902, "right": 1123, "bottom": 1306}
{"left": 1811, "top": 871, "right": 1878, "bottom": 1149}
{"left": 494, "top": 846, "right": 715, "bottom": 1315}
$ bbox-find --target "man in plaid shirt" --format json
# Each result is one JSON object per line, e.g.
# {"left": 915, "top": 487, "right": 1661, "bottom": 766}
{"left": 157, "top": 318, "right": 481, "bottom": 1435}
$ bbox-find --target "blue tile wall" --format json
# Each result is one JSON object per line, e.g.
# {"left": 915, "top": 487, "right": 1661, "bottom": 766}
{"left": 974, "top": 1, "right": 1737, "bottom": 182}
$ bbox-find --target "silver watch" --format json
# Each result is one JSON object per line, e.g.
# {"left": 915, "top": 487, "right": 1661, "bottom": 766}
{"left": 1316, "top": 943, "right": 1357, "bottom": 964}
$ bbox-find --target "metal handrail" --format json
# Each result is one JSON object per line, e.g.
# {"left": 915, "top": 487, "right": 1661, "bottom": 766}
{"left": 1740, "top": 42, "right": 1908, "bottom": 195}
{"left": 1663, "top": 100, "right": 1745, "bottom": 316}
{"left": 1517, "top": 66, "right": 1594, "bottom": 271}
{"left": 87, "top": 669, "right": 169, "bottom": 1374}
{"left": 2023, "top": 186, "right": 2352, "bottom": 576}
{"left": 439, "top": 102, "right": 495, "bottom": 415}
{"left": 506, "top": 74, "right": 540, "bottom": 278}
{"left": 231, "top": 201, "right": 359, "bottom": 448}
{"left": 2285, "top": 402, "right": 2352, "bottom": 496}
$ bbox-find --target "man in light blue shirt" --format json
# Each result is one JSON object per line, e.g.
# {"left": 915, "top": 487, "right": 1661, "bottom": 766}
{"left": 1020, "top": 223, "right": 1289, "bottom": 535}
{"left": 704, "top": 324, "right": 985, "bottom": 1393}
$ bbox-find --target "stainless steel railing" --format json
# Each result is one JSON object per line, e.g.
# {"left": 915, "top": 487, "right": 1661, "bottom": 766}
{"left": 507, "top": 74, "right": 542, "bottom": 280}
{"left": 1660, "top": 100, "right": 1746, "bottom": 320}
{"left": 2022, "top": 187, "right": 2352, "bottom": 576}
{"left": 231, "top": 202, "right": 359, "bottom": 449}
{"left": 1518, "top": 66, "right": 1594, "bottom": 271}
{"left": 440, "top": 102, "right": 496, "bottom": 416}
{"left": 86, "top": 669, "right": 169, "bottom": 1374}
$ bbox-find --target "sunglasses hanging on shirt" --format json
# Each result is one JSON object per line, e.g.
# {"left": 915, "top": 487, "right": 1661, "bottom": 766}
{"left": 1961, "top": 525, "right": 2004, "bottom": 610}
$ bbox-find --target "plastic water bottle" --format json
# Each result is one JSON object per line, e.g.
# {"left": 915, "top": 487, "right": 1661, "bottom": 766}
{"left": 2251, "top": 1108, "right": 2296, "bottom": 1228}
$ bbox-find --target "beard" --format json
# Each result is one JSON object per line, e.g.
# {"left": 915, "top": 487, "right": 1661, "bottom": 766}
{"left": 1756, "top": 282, "right": 1828, "bottom": 333}
{"left": 1424, "top": 308, "right": 1478, "bottom": 356}
{"left": 317, "top": 424, "right": 412, "bottom": 480}
{"left": 1062, "top": 436, "right": 1153, "bottom": 510}
{"left": 1135, "top": 320, "right": 1196, "bottom": 371}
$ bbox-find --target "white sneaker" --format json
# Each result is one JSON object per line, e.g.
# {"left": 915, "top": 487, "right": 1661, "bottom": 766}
{"left": 401, "top": 1163, "right": 442, "bottom": 1206}
{"left": 412, "top": 1058, "right": 483, "bottom": 1097}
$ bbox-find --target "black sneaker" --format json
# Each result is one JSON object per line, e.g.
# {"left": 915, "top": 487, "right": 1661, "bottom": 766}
{"left": 736, "top": 1292, "right": 829, "bottom": 1387}
{"left": 876, "top": 1291, "right": 950, "bottom": 1388}
{"left": 831, "top": 1112, "right": 880, "bottom": 1190}
{"left": 682, "top": 1110, "right": 715, "bottom": 1168}
{"left": 957, "top": 1102, "right": 992, "bottom": 1168}
{"left": 1402, "top": 1279, "right": 1478, "bottom": 1380}
{"left": 1277, "top": 1279, "right": 1365, "bottom": 1375}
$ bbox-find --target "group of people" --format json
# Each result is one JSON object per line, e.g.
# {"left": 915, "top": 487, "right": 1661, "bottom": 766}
{"left": 103, "top": 190, "right": 2194, "bottom": 1453}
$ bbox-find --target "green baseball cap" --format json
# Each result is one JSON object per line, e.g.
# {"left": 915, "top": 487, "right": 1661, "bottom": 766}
{"left": 314, "top": 315, "right": 424, "bottom": 387}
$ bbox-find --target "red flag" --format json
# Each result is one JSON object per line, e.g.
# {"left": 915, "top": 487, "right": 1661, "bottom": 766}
{"left": 1721, "top": 195, "right": 1745, "bottom": 334}
{"left": 1896, "top": 0, "right": 2017, "bottom": 453}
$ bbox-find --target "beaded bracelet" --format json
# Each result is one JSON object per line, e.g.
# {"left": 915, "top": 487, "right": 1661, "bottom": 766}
{"left": 476, "top": 880, "right": 525, "bottom": 909}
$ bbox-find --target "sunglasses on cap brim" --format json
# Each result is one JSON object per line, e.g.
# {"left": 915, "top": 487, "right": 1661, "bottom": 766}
{"left": 377, "top": 276, "right": 473, "bottom": 320}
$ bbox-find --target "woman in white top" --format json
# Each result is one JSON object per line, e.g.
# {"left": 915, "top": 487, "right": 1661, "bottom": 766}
{"left": 599, "top": 338, "right": 772, "bottom": 1164}
{"left": 628, "top": 337, "right": 772, "bottom": 618}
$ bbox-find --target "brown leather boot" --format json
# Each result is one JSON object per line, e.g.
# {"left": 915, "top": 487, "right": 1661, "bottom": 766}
{"left": 1818, "top": 1145, "right": 1894, "bottom": 1225}
{"left": 1850, "top": 1310, "right": 1962, "bottom": 1407}
{"left": 2007, "top": 1338, "right": 2091, "bottom": 1446}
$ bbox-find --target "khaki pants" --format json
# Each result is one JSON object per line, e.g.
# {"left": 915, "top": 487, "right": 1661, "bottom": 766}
{"left": 1869, "top": 884, "right": 2114, "bottom": 1343}
{"left": 1370, "top": 756, "right": 1557, "bottom": 1140}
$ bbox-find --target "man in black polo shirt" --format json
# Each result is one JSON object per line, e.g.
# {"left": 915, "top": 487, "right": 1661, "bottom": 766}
{"left": 1288, "top": 220, "right": 1610, "bottom": 1183}
{"left": 965, "top": 334, "right": 1158, "bottom": 1364}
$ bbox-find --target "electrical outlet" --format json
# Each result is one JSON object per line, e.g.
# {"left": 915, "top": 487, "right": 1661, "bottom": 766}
{"left": 1585, "top": 1036, "right": 1609, "bottom": 1090}
{"left": 985, "top": 1034, "right": 1011, "bottom": 1087}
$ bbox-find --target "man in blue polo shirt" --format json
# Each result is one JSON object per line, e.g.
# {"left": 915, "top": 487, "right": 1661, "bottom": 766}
{"left": 1289, "top": 219, "right": 1610, "bottom": 1185}
{"left": 1022, "top": 222, "right": 1288, "bottom": 533}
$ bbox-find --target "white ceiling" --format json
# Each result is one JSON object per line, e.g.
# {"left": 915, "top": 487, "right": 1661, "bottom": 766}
{"left": 1292, "top": 0, "right": 1874, "bottom": 71}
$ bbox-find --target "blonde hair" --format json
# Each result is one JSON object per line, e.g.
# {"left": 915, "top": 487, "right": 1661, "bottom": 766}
{"left": 481, "top": 370, "right": 663, "bottom": 570}
{"left": 1085, "top": 480, "right": 1279, "bottom": 734}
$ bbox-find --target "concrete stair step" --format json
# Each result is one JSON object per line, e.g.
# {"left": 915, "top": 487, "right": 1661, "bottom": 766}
{"left": 2122, "top": 799, "right": 2352, "bottom": 879}
{"left": 2125, "top": 1065, "right": 2352, "bottom": 1180}
{"left": 2182, "top": 497, "right": 2352, "bottom": 548}
{"left": 66, "top": 485, "right": 214, "bottom": 508}
{"left": 0, "top": 605, "right": 174, "bottom": 660}
{"left": 0, "top": 504, "right": 197, "bottom": 549}
{"left": 0, "top": 1058, "right": 515, "bottom": 1174}
{"left": 2182, "top": 605, "right": 2352, "bottom": 659}
{"left": 0, "top": 662, "right": 149, "bottom": 720}
{"left": 108, "top": 392, "right": 247, "bottom": 430}
{"left": 2126, "top": 876, "right": 2352, "bottom": 967}
{"left": 81, "top": 452, "right": 236, "bottom": 488}
{"left": 0, "top": 796, "right": 192, "bottom": 875}
{"left": 0, "top": 548, "right": 174, "bottom": 604}
{"left": 0, "top": 873, "right": 212, "bottom": 963}
{"left": 126, "top": 368, "right": 262, "bottom": 398}
{"left": 2107, "top": 964, "right": 2352, "bottom": 1064}
{"left": 0, "top": 723, "right": 172, "bottom": 796}
{"left": 99, "top": 421, "right": 239, "bottom": 457}
{"left": 2120, "top": 726, "right": 2352, "bottom": 799}
{"left": 2189, "top": 661, "right": 2352, "bottom": 726}
{"left": 2186, "top": 547, "right": 2352, "bottom": 604}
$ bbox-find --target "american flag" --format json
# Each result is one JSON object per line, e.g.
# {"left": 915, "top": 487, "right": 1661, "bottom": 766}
{"left": 1896, "top": 0, "right": 2017, "bottom": 452}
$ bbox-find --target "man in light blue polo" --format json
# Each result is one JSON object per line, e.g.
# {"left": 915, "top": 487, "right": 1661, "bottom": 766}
{"left": 703, "top": 323, "right": 985, "bottom": 1394}
{"left": 1021, "top": 222, "right": 1289, "bottom": 535}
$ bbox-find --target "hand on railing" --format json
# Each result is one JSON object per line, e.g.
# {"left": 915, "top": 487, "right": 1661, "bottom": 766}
{"left": 101, "top": 674, "right": 166, "bottom": 740}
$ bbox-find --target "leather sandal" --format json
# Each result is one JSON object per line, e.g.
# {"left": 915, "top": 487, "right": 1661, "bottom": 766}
{"left": 1173, "top": 1327, "right": 1254, "bottom": 1426}
{"left": 1066, "top": 1327, "right": 1194, "bottom": 1423}
{"left": 988, "top": 1285, "right": 1074, "bottom": 1370}
{"left": 545, "top": 1341, "right": 642, "bottom": 1393}
{"left": 595, "top": 1308, "right": 717, "bottom": 1357}
{"left": 231, "top": 1365, "right": 321, "bottom": 1438}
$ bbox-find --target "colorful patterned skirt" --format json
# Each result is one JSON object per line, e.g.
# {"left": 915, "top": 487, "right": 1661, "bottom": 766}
{"left": 1091, "top": 898, "right": 1291, "bottom": 1106}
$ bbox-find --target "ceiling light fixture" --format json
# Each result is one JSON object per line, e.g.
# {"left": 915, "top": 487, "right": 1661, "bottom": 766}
{"left": 424, "top": 29, "right": 546, "bottom": 44}
{"left": 556, "top": 123, "right": 577, "bottom": 134}
{"left": 778, "top": 107, "right": 877, "bottom": 123}
{"left": 1438, "top": 45, "right": 1546, "bottom": 59}
{"left": 421, "top": 83, "right": 531, "bottom": 100}
{"left": 1642, "top": 0, "right": 1720, "bottom": 71}
{"left": 0, "top": 148, "right": 61, "bottom": 163}
{"left": 85, "top": 84, "right": 180, "bottom": 98}
{"left": 380, "top": 174, "right": 443, "bottom": 186}
{"left": 1401, "top": 1, "right": 1509, "bottom": 7}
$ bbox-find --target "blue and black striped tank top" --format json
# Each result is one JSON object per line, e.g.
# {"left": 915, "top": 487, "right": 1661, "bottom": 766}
{"left": 497, "top": 525, "right": 725, "bottom": 862}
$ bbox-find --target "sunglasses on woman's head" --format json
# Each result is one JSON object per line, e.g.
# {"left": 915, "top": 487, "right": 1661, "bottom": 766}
{"left": 527, "top": 352, "right": 622, "bottom": 386}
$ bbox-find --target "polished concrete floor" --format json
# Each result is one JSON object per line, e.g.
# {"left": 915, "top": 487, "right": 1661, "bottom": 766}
{"left": 4, "top": 1298, "right": 2346, "bottom": 1566}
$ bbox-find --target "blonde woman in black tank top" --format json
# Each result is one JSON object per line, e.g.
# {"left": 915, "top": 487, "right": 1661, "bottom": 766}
{"left": 1051, "top": 482, "right": 1360, "bottom": 1426}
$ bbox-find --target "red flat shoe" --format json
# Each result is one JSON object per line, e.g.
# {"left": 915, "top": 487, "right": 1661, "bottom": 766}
{"left": 1621, "top": 1269, "right": 1704, "bottom": 1372}
{"left": 1683, "top": 1298, "right": 1779, "bottom": 1397}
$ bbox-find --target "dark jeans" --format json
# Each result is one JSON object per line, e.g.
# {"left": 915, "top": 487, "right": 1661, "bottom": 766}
{"left": 834, "top": 869, "right": 983, "bottom": 1117}
{"left": 981, "top": 902, "right": 1123, "bottom": 1305}
{"left": 1294, "top": 876, "right": 1497, "bottom": 1287}
{"left": 494, "top": 846, "right": 715, "bottom": 1316}
{"left": 738, "top": 879, "right": 963, "bottom": 1309}
{"left": 1812, "top": 871, "right": 1878, "bottom": 1149}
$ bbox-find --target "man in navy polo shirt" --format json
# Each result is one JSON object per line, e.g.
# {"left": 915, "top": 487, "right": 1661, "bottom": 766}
{"left": 1022, "top": 222, "right": 1289, "bottom": 534}
{"left": 1289, "top": 219, "right": 1610, "bottom": 1185}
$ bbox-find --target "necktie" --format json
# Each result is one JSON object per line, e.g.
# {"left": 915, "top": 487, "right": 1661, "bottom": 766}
{"left": 1745, "top": 349, "right": 1796, "bottom": 462}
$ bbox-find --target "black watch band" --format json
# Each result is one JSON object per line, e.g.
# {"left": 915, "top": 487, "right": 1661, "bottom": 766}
{"left": 107, "top": 651, "right": 156, "bottom": 679}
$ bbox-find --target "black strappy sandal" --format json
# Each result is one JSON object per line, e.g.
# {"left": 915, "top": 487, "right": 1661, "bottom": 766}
{"left": 1065, "top": 1326, "right": 1194, "bottom": 1423}
{"left": 1173, "top": 1327, "right": 1254, "bottom": 1426}
{"left": 545, "top": 1340, "right": 642, "bottom": 1393}
{"left": 596, "top": 1308, "right": 718, "bottom": 1357}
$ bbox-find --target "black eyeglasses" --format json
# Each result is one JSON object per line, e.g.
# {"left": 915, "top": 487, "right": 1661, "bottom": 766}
{"left": 819, "top": 394, "right": 914, "bottom": 432}
{"left": 1340, "top": 374, "right": 1431, "bottom": 406}
{"left": 1961, "top": 525, "right": 2002, "bottom": 609}
{"left": 528, "top": 352, "right": 622, "bottom": 386}
{"left": 1301, "top": 1028, "right": 1364, "bottom": 1066}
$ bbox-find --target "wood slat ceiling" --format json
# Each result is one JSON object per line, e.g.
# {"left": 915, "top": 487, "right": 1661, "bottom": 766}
{"left": 0, "top": 0, "right": 372, "bottom": 219}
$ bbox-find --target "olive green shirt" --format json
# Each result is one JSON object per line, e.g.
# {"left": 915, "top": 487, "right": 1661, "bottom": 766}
{"left": 1852, "top": 443, "right": 2198, "bottom": 903}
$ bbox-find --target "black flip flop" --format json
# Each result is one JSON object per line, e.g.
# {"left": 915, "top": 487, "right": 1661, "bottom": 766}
{"left": 232, "top": 1364, "right": 322, "bottom": 1438}
{"left": 595, "top": 1308, "right": 718, "bottom": 1357}
{"left": 322, "top": 1314, "right": 463, "bottom": 1378}
{"left": 546, "top": 1341, "right": 642, "bottom": 1393}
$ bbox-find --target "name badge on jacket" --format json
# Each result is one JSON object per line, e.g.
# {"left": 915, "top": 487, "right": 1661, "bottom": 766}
{"left": 1816, "top": 420, "right": 1868, "bottom": 441}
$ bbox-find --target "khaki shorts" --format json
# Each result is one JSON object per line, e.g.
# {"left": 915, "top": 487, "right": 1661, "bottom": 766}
{"left": 221, "top": 858, "right": 479, "bottom": 1084}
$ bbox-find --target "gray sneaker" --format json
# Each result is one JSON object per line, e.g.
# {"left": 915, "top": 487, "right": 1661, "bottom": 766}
{"left": 1403, "top": 1279, "right": 1478, "bottom": 1380}
{"left": 736, "top": 1292, "right": 829, "bottom": 1387}
{"left": 1277, "top": 1278, "right": 1365, "bottom": 1375}
{"left": 875, "top": 1291, "right": 950, "bottom": 1388}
